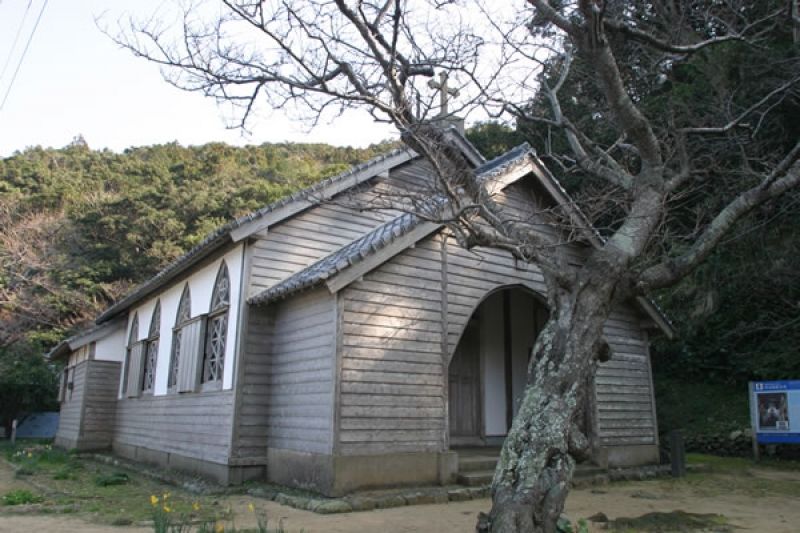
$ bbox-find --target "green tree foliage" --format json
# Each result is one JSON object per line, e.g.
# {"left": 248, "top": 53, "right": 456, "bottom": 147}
{"left": 465, "top": 122, "right": 527, "bottom": 160}
{"left": 0, "top": 139, "right": 392, "bottom": 352}
{"left": 517, "top": 0, "right": 800, "bottom": 384}
{"left": 0, "top": 340, "right": 59, "bottom": 436}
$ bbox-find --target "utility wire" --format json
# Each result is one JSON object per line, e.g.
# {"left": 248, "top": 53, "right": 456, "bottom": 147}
{"left": 0, "top": 0, "right": 33, "bottom": 82}
{"left": 0, "top": 0, "right": 48, "bottom": 113}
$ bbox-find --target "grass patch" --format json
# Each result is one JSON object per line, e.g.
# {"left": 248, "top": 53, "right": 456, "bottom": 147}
{"left": 654, "top": 379, "right": 749, "bottom": 435}
{"left": 607, "top": 510, "right": 731, "bottom": 532}
{"left": 688, "top": 453, "right": 800, "bottom": 473}
{"left": 0, "top": 445, "right": 297, "bottom": 530}
{"left": 94, "top": 471, "right": 130, "bottom": 487}
{"left": 53, "top": 463, "right": 81, "bottom": 480}
{"left": 2, "top": 489, "right": 44, "bottom": 506}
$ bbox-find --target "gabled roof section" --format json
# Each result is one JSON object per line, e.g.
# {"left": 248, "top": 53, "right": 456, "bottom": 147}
{"left": 249, "top": 145, "right": 535, "bottom": 306}
{"left": 249, "top": 143, "right": 674, "bottom": 338}
{"left": 95, "top": 128, "right": 486, "bottom": 325}
{"left": 249, "top": 213, "right": 438, "bottom": 305}
{"left": 96, "top": 147, "right": 412, "bottom": 324}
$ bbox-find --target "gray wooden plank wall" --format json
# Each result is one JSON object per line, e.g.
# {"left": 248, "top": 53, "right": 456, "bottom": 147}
{"left": 597, "top": 313, "right": 657, "bottom": 446}
{"left": 55, "top": 361, "right": 87, "bottom": 447}
{"left": 231, "top": 304, "right": 272, "bottom": 460}
{"left": 339, "top": 234, "right": 446, "bottom": 455}
{"left": 264, "top": 288, "right": 336, "bottom": 455}
{"left": 81, "top": 360, "right": 121, "bottom": 449}
{"left": 247, "top": 160, "right": 435, "bottom": 298}
{"left": 448, "top": 183, "right": 657, "bottom": 447}
{"left": 339, "top": 186, "right": 656, "bottom": 452}
{"left": 113, "top": 391, "right": 235, "bottom": 464}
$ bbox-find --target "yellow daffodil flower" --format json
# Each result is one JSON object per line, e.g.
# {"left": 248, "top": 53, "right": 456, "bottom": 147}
{"left": 150, "top": 495, "right": 159, "bottom": 506}
{"left": 192, "top": 502, "right": 201, "bottom": 512}
{"left": 248, "top": 503, "right": 255, "bottom": 513}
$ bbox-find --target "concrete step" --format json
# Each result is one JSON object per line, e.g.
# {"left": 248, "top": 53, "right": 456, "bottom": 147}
{"left": 457, "top": 469, "right": 610, "bottom": 489}
{"left": 574, "top": 464, "right": 607, "bottom": 478}
{"left": 458, "top": 455, "right": 499, "bottom": 473}
{"left": 571, "top": 472, "right": 610, "bottom": 489}
{"left": 455, "top": 460, "right": 609, "bottom": 488}
{"left": 457, "top": 469, "right": 495, "bottom": 486}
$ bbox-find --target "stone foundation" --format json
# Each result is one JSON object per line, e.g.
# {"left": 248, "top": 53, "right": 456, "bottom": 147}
{"left": 266, "top": 448, "right": 459, "bottom": 496}
{"left": 111, "top": 441, "right": 259, "bottom": 485}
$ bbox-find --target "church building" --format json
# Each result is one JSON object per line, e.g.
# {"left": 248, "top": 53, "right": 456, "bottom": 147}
{"left": 49, "top": 130, "right": 671, "bottom": 496}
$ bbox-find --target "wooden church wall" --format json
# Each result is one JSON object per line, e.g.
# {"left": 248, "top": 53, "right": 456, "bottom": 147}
{"left": 335, "top": 180, "right": 657, "bottom": 454}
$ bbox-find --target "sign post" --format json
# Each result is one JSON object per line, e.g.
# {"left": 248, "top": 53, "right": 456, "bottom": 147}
{"left": 749, "top": 380, "right": 800, "bottom": 460}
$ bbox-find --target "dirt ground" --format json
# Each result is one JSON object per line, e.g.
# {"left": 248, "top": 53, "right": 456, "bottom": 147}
{"left": 2, "top": 459, "right": 800, "bottom": 532}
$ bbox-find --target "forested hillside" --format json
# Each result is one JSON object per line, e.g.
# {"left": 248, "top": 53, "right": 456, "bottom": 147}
{"left": 1, "top": 124, "right": 797, "bottom": 440}
{"left": 0, "top": 138, "right": 392, "bottom": 355}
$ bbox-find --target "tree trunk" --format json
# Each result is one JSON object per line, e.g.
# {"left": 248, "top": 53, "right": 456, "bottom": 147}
{"left": 479, "top": 282, "right": 614, "bottom": 533}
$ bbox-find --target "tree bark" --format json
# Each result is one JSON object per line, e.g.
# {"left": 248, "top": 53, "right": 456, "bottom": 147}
{"left": 480, "top": 278, "right": 615, "bottom": 533}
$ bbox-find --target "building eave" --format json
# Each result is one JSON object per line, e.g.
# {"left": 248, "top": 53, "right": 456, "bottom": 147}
{"left": 45, "top": 318, "right": 126, "bottom": 360}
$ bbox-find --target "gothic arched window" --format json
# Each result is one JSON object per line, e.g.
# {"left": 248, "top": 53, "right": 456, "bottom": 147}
{"left": 168, "top": 285, "right": 191, "bottom": 389}
{"left": 123, "top": 314, "right": 139, "bottom": 395}
{"left": 142, "top": 301, "right": 160, "bottom": 393}
{"left": 202, "top": 262, "right": 229, "bottom": 384}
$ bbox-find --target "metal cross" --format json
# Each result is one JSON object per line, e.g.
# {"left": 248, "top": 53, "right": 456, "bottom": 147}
{"left": 427, "top": 71, "right": 459, "bottom": 116}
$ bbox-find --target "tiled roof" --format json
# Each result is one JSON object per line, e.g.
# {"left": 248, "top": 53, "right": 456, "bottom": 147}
{"left": 249, "top": 144, "right": 534, "bottom": 305}
{"left": 249, "top": 212, "right": 422, "bottom": 304}
{"left": 96, "top": 146, "right": 412, "bottom": 323}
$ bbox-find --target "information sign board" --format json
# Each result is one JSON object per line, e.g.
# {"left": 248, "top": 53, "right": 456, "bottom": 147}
{"left": 749, "top": 380, "right": 800, "bottom": 444}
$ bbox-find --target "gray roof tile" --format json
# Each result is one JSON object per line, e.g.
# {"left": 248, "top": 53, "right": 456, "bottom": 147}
{"left": 248, "top": 144, "right": 534, "bottom": 305}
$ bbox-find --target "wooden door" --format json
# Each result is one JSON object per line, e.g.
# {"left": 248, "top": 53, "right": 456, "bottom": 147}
{"left": 449, "top": 319, "right": 481, "bottom": 437}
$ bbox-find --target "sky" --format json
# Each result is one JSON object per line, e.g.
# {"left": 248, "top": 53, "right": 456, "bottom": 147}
{"left": 0, "top": 0, "right": 398, "bottom": 156}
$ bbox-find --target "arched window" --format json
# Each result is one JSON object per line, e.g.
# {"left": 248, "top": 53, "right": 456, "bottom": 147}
{"left": 142, "top": 301, "right": 160, "bottom": 393}
{"left": 202, "top": 262, "right": 229, "bottom": 384}
{"left": 123, "top": 314, "right": 139, "bottom": 395}
{"left": 168, "top": 284, "right": 192, "bottom": 389}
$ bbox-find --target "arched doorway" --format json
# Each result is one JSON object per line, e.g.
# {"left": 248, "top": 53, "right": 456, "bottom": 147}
{"left": 448, "top": 286, "right": 549, "bottom": 446}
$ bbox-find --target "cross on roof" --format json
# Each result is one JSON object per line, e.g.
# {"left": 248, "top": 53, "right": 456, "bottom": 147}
{"left": 427, "top": 71, "right": 459, "bottom": 117}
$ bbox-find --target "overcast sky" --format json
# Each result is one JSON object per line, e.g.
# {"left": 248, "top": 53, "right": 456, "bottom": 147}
{"left": 0, "top": 0, "right": 399, "bottom": 156}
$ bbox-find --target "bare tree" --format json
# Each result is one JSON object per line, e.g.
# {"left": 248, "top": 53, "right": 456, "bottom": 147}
{"left": 111, "top": 1, "right": 800, "bottom": 531}
{"left": 0, "top": 202, "right": 101, "bottom": 347}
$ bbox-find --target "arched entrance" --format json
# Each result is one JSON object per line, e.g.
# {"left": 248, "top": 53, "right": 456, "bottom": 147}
{"left": 448, "top": 286, "right": 549, "bottom": 446}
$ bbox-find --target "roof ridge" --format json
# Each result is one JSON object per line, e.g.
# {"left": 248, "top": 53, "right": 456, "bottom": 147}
{"left": 96, "top": 146, "right": 412, "bottom": 323}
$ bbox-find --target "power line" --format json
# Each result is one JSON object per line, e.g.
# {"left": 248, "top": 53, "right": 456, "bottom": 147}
{"left": 0, "top": 0, "right": 48, "bottom": 112}
{"left": 0, "top": 0, "right": 34, "bottom": 83}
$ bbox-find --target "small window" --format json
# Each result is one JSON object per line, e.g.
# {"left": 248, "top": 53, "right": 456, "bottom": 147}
{"left": 168, "top": 285, "right": 192, "bottom": 390}
{"left": 66, "top": 368, "right": 74, "bottom": 401}
{"left": 142, "top": 301, "right": 160, "bottom": 394}
{"left": 202, "top": 262, "right": 229, "bottom": 385}
{"left": 122, "top": 314, "right": 139, "bottom": 395}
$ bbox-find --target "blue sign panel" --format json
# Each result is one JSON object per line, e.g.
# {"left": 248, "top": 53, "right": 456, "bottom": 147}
{"left": 750, "top": 381, "right": 800, "bottom": 444}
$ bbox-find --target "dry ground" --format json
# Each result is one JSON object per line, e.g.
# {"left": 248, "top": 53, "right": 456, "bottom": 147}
{"left": 1, "top": 452, "right": 799, "bottom": 532}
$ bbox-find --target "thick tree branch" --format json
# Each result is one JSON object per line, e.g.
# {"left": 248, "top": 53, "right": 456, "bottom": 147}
{"left": 640, "top": 156, "right": 800, "bottom": 290}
